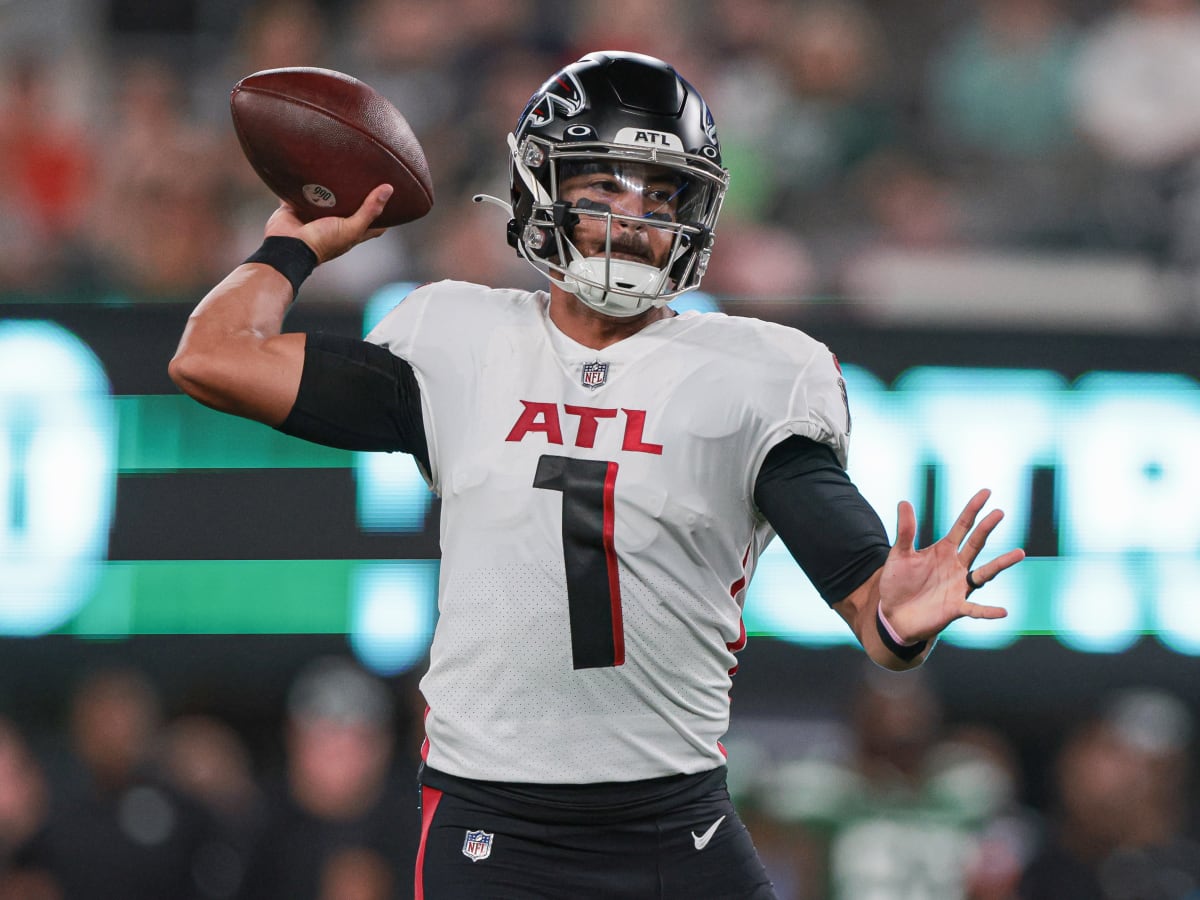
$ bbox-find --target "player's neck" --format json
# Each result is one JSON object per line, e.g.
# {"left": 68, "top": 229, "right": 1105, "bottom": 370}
{"left": 547, "top": 286, "right": 674, "bottom": 350}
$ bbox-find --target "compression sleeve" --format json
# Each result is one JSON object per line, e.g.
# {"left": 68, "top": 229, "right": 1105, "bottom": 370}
{"left": 753, "top": 434, "right": 891, "bottom": 606}
{"left": 276, "top": 331, "right": 430, "bottom": 474}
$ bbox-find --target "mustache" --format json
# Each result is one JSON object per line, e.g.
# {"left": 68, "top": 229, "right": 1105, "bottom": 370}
{"left": 604, "top": 233, "right": 654, "bottom": 263}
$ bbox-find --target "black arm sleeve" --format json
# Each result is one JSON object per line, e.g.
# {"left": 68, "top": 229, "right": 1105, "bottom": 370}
{"left": 276, "top": 332, "right": 430, "bottom": 474}
{"left": 753, "top": 434, "right": 891, "bottom": 606}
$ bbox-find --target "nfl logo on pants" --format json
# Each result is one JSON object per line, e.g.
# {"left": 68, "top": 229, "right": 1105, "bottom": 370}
{"left": 462, "top": 829, "right": 494, "bottom": 862}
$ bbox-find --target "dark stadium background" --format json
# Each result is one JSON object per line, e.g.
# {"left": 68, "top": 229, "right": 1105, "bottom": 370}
{"left": 4, "top": 0, "right": 1200, "bottom": 897}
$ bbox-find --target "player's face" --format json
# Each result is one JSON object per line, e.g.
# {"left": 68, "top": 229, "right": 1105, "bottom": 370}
{"left": 558, "top": 162, "right": 683, "bottom": 267}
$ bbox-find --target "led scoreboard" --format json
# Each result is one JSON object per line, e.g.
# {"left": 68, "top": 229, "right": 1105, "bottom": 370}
{"left": 2, "top": 289, "right": 1198, "bottom": 675}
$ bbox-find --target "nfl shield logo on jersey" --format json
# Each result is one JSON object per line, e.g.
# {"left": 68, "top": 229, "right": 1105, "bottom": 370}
{"left": 581, "top": 360, "right": 608, "bottom": 389}
{"left": 462, "top": 829, "right": 494, "bottom": 862}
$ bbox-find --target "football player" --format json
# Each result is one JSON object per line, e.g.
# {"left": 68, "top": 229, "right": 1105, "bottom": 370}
{"left": 170, "top": 51, "right": 1024, "bottom": 899}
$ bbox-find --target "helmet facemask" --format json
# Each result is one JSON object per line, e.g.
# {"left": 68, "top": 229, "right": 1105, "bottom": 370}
{"left": 509, "top": 133, "right": 728, "bottom": 317}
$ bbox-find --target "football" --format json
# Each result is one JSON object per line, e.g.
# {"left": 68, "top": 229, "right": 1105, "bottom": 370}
{"left": 229, "top": 67, "right": 434, "bottom": 227}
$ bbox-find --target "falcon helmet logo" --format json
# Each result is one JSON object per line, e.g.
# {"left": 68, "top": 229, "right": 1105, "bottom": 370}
{"left": 524, "top": 71, "right": 586, "bottom": 129}
{"left": 462, "top": 829, "right": 494, "bottom": 862}
{"left": 581, "top": 361, "right": 609, "bottom": 389}
{"left": 703, "top": 102, "right": 720, "bottom": 147}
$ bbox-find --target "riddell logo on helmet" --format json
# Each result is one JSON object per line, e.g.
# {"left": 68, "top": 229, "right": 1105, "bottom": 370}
{"left": 614, "top": 127, "right": 684, "bottom": 151}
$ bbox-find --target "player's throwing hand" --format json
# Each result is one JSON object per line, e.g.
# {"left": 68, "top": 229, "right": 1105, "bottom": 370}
{"left": 264, "top": 183, "right": 394, "bottom": 264}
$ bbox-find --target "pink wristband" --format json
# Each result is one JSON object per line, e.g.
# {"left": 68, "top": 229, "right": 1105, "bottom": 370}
{"left": 877, "top": 603, "right": 919, "bottom": 647}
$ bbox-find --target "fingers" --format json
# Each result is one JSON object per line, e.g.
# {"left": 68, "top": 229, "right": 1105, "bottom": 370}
{"left": 962, "top": 601, "right": 1008, "bottom": 620}
{"left": 969, "top": 547, "right": 1027, "bottom": 585}
{"left": 298, "top": 185, "right": 394, "bottom": 263}
{"left": 960, "top": 507, "right": 1005, "bottom": 565}
{"left": 946, "top": 488, "right": 991, "bottom": 548}
{"left": 893, "top": 500, "right": 917, "bottom": 553}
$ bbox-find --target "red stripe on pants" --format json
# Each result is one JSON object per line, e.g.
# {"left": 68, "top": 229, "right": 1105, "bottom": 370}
{"left": 414, "top": 784, "right": 443, "bottom": 900}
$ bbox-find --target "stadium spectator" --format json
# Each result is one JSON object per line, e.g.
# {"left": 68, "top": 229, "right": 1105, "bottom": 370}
{"left": 21, "top": 667, "right": 224, "bottom": 900}
{"left": 84, "top": 57, "right": 236, "bottom": 302}
{"left": 160, "top": 714, "right": 265, "bottom": 898}
{"left": 0, "top": 717, "right": 59, "bottom": 900}
{"left": 923, "top": 0, "right": 1092, "bottom": 249}
{"left": 744, "top": 666, "right": 1036, "bottom": 899}
{"left": 1020, "top": 688, "right": 1200, "bottom": 898}
{"left": 0, "top": 55, "right": 95, "bottom": 295}
{"left": 344, "top": 0, "right": 472, "bottom": 139}
{"left": 705, "top": 0, "right": 904, "bottom": 292}
{"left": 926, "top": 0, "right": 1081, "bottom": 164}
{"left": 317, "top": 845, "right": 395, "bottom": 900}
{"left": 236, "top": 656, "right": 418, "bottom": 900}
{"left": 1071, "top": 0, "right": 1200, "bottom": 170}
{"left": 760, "top": 0, "right": 900, "bottom": 236}
{"left": 836, "top": 149, "right": 969, "bottom": 309}
{"left": 565, "top": 0, "right": 698, "bottom": 74}
{"left": 1068, "top": 0, "right": 1200, "bottom": 268}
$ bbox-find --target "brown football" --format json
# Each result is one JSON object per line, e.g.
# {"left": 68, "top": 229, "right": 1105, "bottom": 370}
{"left": 230, "top": 67, "right": 434, "bottom": 227}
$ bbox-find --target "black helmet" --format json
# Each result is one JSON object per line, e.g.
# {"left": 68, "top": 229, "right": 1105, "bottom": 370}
{"left": 502, "top": 51, "right": 729, "bottom": 316}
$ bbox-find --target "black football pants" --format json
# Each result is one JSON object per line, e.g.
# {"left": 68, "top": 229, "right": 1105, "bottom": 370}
{"left": 416, "top": 783, "right": 778, "bottom": 899}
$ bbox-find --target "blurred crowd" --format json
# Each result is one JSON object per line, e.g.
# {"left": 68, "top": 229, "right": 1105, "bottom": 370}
{"left": 4, "top": 0, "right": 1200, "bottom": 324}
{"left": 727, "top": 671, "right": 1200, "bottom": 899}
{"left": 0, "top": 656, "right": 424, "bottom": 900}
{"left": 0, "top": 656, "right": 1196, "bottom": 899}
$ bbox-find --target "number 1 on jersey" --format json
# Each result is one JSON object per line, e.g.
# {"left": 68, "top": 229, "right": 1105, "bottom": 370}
{"left": 533, "top": 455, "right": 625, "bottom": 669}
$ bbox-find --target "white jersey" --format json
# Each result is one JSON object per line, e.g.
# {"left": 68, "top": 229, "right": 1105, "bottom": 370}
{"left": 366, "top": 281, "right": 851, "bottom": 784}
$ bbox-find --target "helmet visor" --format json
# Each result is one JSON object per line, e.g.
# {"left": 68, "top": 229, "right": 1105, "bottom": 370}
{"left": 555, "top": 159, "right": 711, "bottom": 226}
{"left": 548, "top": 143, "right": 725, "bottom": 231}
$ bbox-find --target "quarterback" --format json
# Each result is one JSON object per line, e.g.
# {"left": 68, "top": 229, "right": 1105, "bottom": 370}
{"left": 170, "top": 51, "right": 1024, "bottom": 899}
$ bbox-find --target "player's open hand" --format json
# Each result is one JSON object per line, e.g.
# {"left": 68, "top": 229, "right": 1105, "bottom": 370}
{"left": 264, "top": 183, "right": 394, "bottom": 264}
{"left": 877, "top": 489, "right": 1026, "bottom": 644}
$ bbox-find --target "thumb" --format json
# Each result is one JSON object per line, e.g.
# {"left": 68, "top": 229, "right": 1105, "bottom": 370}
{"left": 893, "top": 500, "right": 917, "bottom": 553}
{"left": 349, "top": 184, "right": 394, "bottom": 231}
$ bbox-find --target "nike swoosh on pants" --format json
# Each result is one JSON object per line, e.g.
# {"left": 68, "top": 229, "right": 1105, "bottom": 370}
{"left": 691, "top": 814, "right": 726, "bottom": 850}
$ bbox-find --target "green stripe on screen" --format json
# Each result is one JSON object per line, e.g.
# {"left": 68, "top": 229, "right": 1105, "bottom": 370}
{"left": 116, "top": 396, "right": 353, "bottom": 471}
{"left": 71, "top": 559, "right": 360, "bottom": 635}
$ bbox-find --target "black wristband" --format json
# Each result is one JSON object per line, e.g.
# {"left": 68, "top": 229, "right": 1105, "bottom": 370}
{"left": 875, "top": 605, "right": 928, "bottom": 662}
{"left": 244, "top": 236, "right": 318, "bottom": 299}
